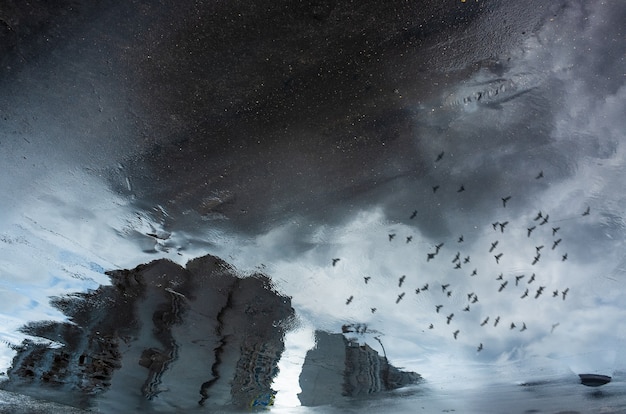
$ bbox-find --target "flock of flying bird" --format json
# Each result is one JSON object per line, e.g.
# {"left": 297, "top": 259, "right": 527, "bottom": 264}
{"left": 337, "top": 150, "right": 592, "bottom": 354}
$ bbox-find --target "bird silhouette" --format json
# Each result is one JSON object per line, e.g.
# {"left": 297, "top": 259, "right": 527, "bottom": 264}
{"left": 562, "top": 288, "right": 569, "bottom": 300}
{"left": 454, "top": 262, "right": 462, "bottom": 269}
{"left": 536, "top": 245, "right": 544, "bottom": 253}
{"left": 435, "top": 242, "right": 444, "bottom": 252}
{"left": 510, "top": 322, "right": 516, "bottom": 329}
{"left": 582, "top": 206, "right": 590, "bottom": 216}
{"left": 447, "top": 291, "right": 453, "bottom": 297}
{"left": 371, "top": 307, "right": 377, "bottom": 313}
{"left": 467, "top": 292, "right": 475, "bottom": 300}
{"left": 552, "top": 239, "right": 562, "bottom": 250}
{"left": 492, "top": 222, "right": 500, "bottom": 230}
{"left": 458, "top": 235, "right": 464, "bottom": 243}
{"left": 490, "top": 241, "right": 499, "bottom": 252}
{"left": 471, "top": 295, "right": 479, "bottom": 303}
{"left": 521, "top": 289, "right": 529, "bottom": 299}
{"left": 562, "top": 253, "right": 568, "bottom": 261}
{"left": 332, "top": 258, "right": 340, "bottom": 266}
{"left": 540, "top": 214, "right": 550, "bottom": 225}
{"left": 429, "top": 323, "right": 434, "bottom": 329}
{"left": 457, "top": 185, "right": 465, "bottom": 193}
{"left": 502, "top": 196, "right": 511, "bottom": 207}
{"left": 535, "top": 286, "right": 545, "bottom": 299}
{"left": 410, "top": 210, "right": 418, "bottom": 219}
{"left": 422, "top": 283, "right": 429, "bottom": 291}
{"left": 494, "top": 316, "right": 501, "bottom": 327}
{"left": 534, "top": 211, "right": 543, "bottom": 221}
{"left": 495, "top": 253, "right": 503, "bottom": 264}
{"left": 552, "top": 290, "right": 559, "bottom": 297}
{"left": 433, "top": 185, "right": 440, "bottom": 193}
{"left": 463, "top": 305, "right": 470, "bottom": 312}
{"left": 427, "top": 253, "right": 436, "bottom": 261}
{"left": 435, "top": 151, "right": 445, "bottom": 162}
{"left": 481, "top": 317, "right": 490, "bottom": 326}
{"left": 453, "top": 330, "right": 460, "bottom": 339}
{"left": 452, "top": 252, "right": 461, "bottom": 263}
{"left": 447, "top": 313, "right": 455, "bottom": 324}
{"left": 415, "top": 288, "right": 421, "bottom": 294}
{"left": 520, "top": 323, "right": 527, "bottom": 332}
{"left": 551, "top": 323, "right": 560, "bottom": 333}
{"left": 515, "top": 275, "right": 525, "bottom": 286}
{"left": 442, "top": 284, "right": 450, "bottom": 292}
{"left": 499, "top": 281, "right": 508, "bottom": 292}
{"left": 471, "top": 269, "right": 478, "bottom": 276}
{"left": 552, "top": 227, "right": 560, "bottom": 236}
{"left": 346, "top": 296, "right": 354, "bottom": 305}
{"left": 477, "top": 343, "right": 483, "bottom": 352}
{"left": 464, "top": 256, "right": 471, "bottom": 263}
{"left": 398, "top": 275, "right": 406, "bottom": 287}
{"left": 496, "top": 273, "right": 504, "bottom": 280}
{"left": 364, "top": 276, "right": 371, "bottom": 284}
{"left": 536, "top": 171, "right": 544, "bottom": 179}
{"left": 406, "top": 236, "right": 413, "bottom": 243}
{"left": 396, "top": 292, "right": 405, "bottom": 304}
{"left": 389, "top": 233, "right": 396, "bottom": 241}
{"left": 499, "top": 221, "right": 509, "bottom": 233}
{"left": 436, "top": 305, "right": 443, "bottom": 313}
{"left": 532, "top": 254, "right": 541, "bottom": 265}
{"left": 528, "top": 273, "right": 536, "bottom": 284}
{"left": 527, "top": 226, "right": 536, "bottom": 237}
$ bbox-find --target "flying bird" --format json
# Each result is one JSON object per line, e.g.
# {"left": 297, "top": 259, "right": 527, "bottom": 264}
{"left": 490, "top": 241, "right": 499, "bottom": 252}
{"left": 406, "top": 236, "right": 413, "bottom": 243}
{"left": 552, "top": 227, "right": 560, "bottom": 236}
{"left": 435, "top": 305, "right": 443, "bottom": 313}
{"left": 553, "top": 290, "right": 559, "bottom": 297}
{"left": 447, "top": 313, "right": 455, "bottom": 324}
{"left": 467, "top": 292, "right": 475, "bottom": 300}
{"left": 398, "top": 275, "right": 406, "bottom": 287}
{"left": 454, "top": 262, "right": 462, "bottom": 269}
{"left": 471, "top": 269, "right": 478, "bottom": 276}
{"left": 477, "top": 343, "right": 483, "bottom": 352}
{"left": 527, "top": 226, "right": 536, "bottom": 237}
{"left": 481, "top": 317, "right": 490, "bottom": 326}
{"left": 332, "top": 258, "right": 340, "bottom": 266}
{"left": 447, "top": 291, "right": 453, "bottom": 297}
{"left": 346, "top": 296, "right": 353, "bottom": 305}
{"left": 364, "top": 276, "right": 371, "bottom": 284}
{"left": 562, "top": 253, "right": 568, "bottom": 261}
{"left": 452, "top": 252, "right": 461, "bottom": 263}
{"left": 471, "top": 296, "right": 479, "bottom": 303}
{"left": 492, "top": 222, "right": 500, "bottom": 230}
{"left": 499, "top": 221, "right": 509, "bottom": 233}
{"left": 410, "top": 210, "right": 417, "bottom": 219}
{"left": 535, "top": 286, "right": 545, "bottom": 299}
{"left": 495, "top": 253, "right": 503, "bottom": 264}
{"left": 442, "top": 284, "right": 450, "bottom": 292}
{"left": 502, "top": 196, "right": 511, "bottom": 207}
{"left": 551, "top": 323, "right": 560, "bottom": 333}
{"left": 520, "top": 323, "right": 527, "bottom": 332}
{"left": 496, "top": 273, "right": 504, "bottom": 280}
{"left": 528, "top": 273, "right": 536, "bottom": 284}
{"left": 463, "top": 305, "right": 470, "bottom": 312}
{"left": 427, "top": 253, "right": 436, "bottom": 261}
{"left": 457, "top": 185, "right": 465, "bottom": 193}
{"left": 536, "top": 245, "right": 544, "bottom": 253}
{"left": 453, "top": 330, "right": 460, "bottom": 339}
{"left": 552, "top": 239, "right": 562, "bottom": 249}
{"left": 562, "top": 287, "right": 569, "bottom": 300}
{"left": 435, "top": 151, "right": 445, "bottom": 162}
{"left": 389, "top": 233, "right": 396, "bottom": 241}
{"left": 510, "top": 322, "right": 516, "bottom": 330}
{"left": 536, "top": 170, "right": 544, "bottom": 179}
{"left": 464, "top": 256, "right": 471, "bottom": 264}
{"left": 415, "top": 288, "right": 421, "bottom": 294}
{"left": 435, "top": 242, "right": 444, "bottom": 253}
{"left": 499, "top": 281, "right": 508, "bottom": 292}
{"left": 534, "top": 211, "right": 543, "bottom": 221}
{"left": 371, "top": 307, "right": 377, "bottom": 313}
{"left": 582, "top": 206, "right": 590, "bottom": 216}
{"left": 521, "top": 288, "right": 529, "bottom": 299}
{"left": 433, "top": 185, "right": 440, "bottom": 193}
{"left": 515, "top": 275, "right": 525, "bottom": 286}
{"left": 540, "top": 214, "right": 550, "bottom": 225}
{"left": 396, "top": 292, "right": 405, "bottom": 304}
{"left": 532, "top": 254, "right": 541, "bottom": 265}
{"left": 429, "top": 324, "right": 434, "bottom": 329}
{"left": 494, "top": 316, "right": 501, "bottom": 327}
{"left": 458, "top": 235, "right": 464, "bottom": 243}
{"left": 422, "top": 283, "right": 429, "bottom": 291}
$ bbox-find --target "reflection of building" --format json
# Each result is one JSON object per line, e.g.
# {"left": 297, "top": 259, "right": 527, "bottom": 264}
{"left": 0, "top": 255, "right": 294, "bottom": 411}
{"left": 298, "top": 331, "right": 421, "bottom": 406}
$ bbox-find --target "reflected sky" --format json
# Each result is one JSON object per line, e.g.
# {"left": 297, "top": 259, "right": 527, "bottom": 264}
{"left": 1, "top": 0, "right": 625, "bottom": 411}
